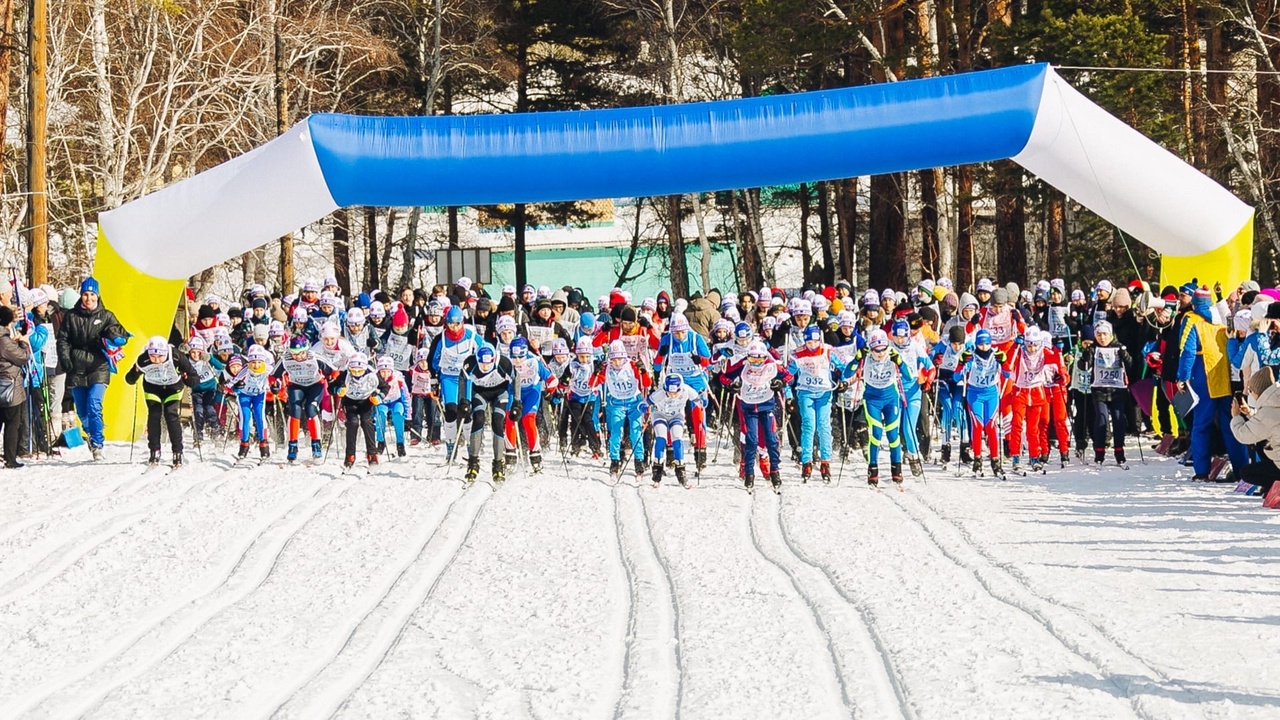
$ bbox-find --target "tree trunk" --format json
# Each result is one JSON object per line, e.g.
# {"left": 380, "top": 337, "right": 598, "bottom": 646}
{"left": 799, "top": 182, "right": 814, "bottom": 285}
{"left": 400, "top": 207, "right": 421, "bottom": 293}
{"left": 835, "top": 178, "right": 858, "bottom": 284}
{"left": 333, "top": 209, "right": 351, "bottom": 297}
{"left": 746, "top": 189, "right": 770, "bottom": 285}
{"left": 0, "top": 0, "right": 15, "bottom": 189}
{"left": 955, "top": 165, "right": 975, "bottom": 291}
{"left": 1205, "top": 21, "right": 1229, "bottom": 184}
{"left": 27, "top": 0, "right": 48, "bottom": 285}
{"left": 273, "top": 6, "right": 293, "bottom": 294}
{"left": 869, "top": 173, "right": 907, "bottom": 290}
{"left": 1046, "top": 191, "right": 1064, "bottom": 279}
{"left": 380, "top": 207, "right": 398, "bottom": 288}
{"left": 616, "top": 197, "right": 646, "bottom": 287}
{"left": 738, "top": 191, "right": 764, "bottom": 290}
{"left": 692, "top": 193, "right": 712, "bottom": 293}
{"left": 993, "top": 161, "right": 1026, "bottom": 287}
{"left": 817, "top": 180, "right": 835, "bottom": 286}
{"left": 918, "top": 169, "right": 940, "bottom": 280}
{"left": 666, "top": 195, "right": 689, "bottom": 297}
{"left": 365, "top": 206, "right": 380, "bottom": 290}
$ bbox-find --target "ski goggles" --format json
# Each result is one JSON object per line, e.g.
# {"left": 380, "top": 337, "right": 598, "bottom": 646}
{"left": 746, "top": 355, "right": 769, "bottom": 365}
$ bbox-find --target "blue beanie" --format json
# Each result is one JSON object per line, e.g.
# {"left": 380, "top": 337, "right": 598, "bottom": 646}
{"left": 357, "top": 292, "right": 371, "bottom": 309}
{"left": 80, "top": 276, "right": 100, "bottom": 295}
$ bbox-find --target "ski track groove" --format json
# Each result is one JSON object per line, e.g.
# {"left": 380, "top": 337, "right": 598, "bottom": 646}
{"left": 773, "top": 494, "right": 919, "bottom": 718}
{"left": 742, "top": 491, "right": 859, "bottom": 720}
{"left": 256, "top": 480, "right": 475, "bottom": 720}
{"left": 0, "top": 461, "right": 248, "bottom": 607}
{"left": 634, "top": 488, "right": 687, "bottom": 720}
{"left": 0, "top": 463, "right": 185, "bottom": 547}
{"left": 0, "top": 467, "right": 347, "bottom": 718}
{"left": 303, "top": 480, "right": 494, "bottom": 719}
{"left": 51, "top": 471, "right": 362, "bottom": 720}
{"left": 885, "top": 489, "right": 1193, "bottom": 720}
{"left": 906, "top": 487, "right": 1179, "bottom": 678}
{"left": 610, "top": 481, "right": 681, "bottom": 720}
{"left": 608, "top": 484, "right": 641, "bottom": 720}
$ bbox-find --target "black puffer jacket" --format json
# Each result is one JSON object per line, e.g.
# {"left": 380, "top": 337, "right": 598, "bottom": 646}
{"left": 56, "top": 302, "right": 127, "bottom": 388}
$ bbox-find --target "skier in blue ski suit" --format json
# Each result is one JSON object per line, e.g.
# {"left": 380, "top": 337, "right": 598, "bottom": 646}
{"left": 786, "top": 324, "right": 843, "bottom": 483}
{"left": 602, "top": 339, "right": 650, "bottom": 478}
{"left": 849, "top": 329, "right": 909, "bottom": 486}
{"left": 930, "top": 324, "right": 971, "bottom": 466}
{"left": 653, "top": 313, "right": 712, "bottom": 470}
{"left": 889, "top": 318, "right": 929, "bottom": 477}
{"left": 428, "top": 306, "right": 481, "bottom": 458}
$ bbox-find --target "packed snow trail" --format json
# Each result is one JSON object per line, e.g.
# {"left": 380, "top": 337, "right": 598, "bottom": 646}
{"left": 1, "top": 444, "right": 1279, "bottom": 719}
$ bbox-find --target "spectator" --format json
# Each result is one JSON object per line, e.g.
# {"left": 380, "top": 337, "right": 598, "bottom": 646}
{"left": 0, "top": 305, "right": 32, "bottom": 468}
{"left": 1229, "top": 366, "right": 1280, "bottom": 496}
{"left": 56, "top": 277, "right": 128, "bottom": 461}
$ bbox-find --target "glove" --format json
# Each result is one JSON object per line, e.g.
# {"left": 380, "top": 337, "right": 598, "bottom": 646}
{"left": 1014, "top": 335, "right": 1025, "bottom": 346}
{"left": 510, "top": 400, "right": 523, "bottom": 417}
{"left": 730, "top": 380, "right": 741, "bottom": 392}
{"left": 770, "top": 378, "right": 785, "bottom": 392}
{"left": 835, "top": 381, "right": 848, "bottom": 392}
{"left": 337, "top": 387, "right": 347, "bottom": 398}
{"left": 369, "top": 394, "right": 382, "bottom": 406}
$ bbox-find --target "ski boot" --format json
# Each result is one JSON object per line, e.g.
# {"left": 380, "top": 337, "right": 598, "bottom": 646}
{"left": 259, "top": 441, "right": 270, "bottom": 460}
{"left": 820, "top": 461, "right": 831, "bottom": 484}
{"left": 530, "top": 451, "right": 543, "bottom": 473}
{"left": 891, "top": 461, "right": 904, "bottom": 487}
{"left": 971, "top": 456, "right": 982, "bottom": 475}
{"left": 801, "top": 462, "right": 813, "bottom": 483}
{"left": 1030, "top": 458, "right": 1044, "bottom": 473}
{"left": 791, "top": 447, "right": 801, "bottom": 465}
{"left": 287, "top": 441, "right": 298, "bottom": 463}
{"left": 312, "top": 440, "right": 323, "bottom": 459}
{"left": 238, "top": 442, "right": 250, "bottom": 460}
{"left": 445, "top": 442, "right": 456, "bottom": 462}
{"left": 651, "top": 463, "right": 664, "bottom": 487}
{"left": 694, "top": 448, "right": 707, "bottom": 472}
{"left": 1094, "top": 448, "right": 1106, "bottom": 465}
{"left": 343, "top": 454, "right": 356, "bottom": 470}
{"left": 634, "top": 457, "right": 647, "bottom": 476}
{"left": 171, "top": 452, "right": 184, "bottom": 469}
{"left": 493, "top": 458, "right": 506, "bottom": 483}
{"left": 378, "top": 440, "right": 388, "bottom": 455}
{"left": 465, "top": 457, "right": 480, "bottom": 483}
{"left": 148, "top": 449, "right": 161, "bottom": 466}
{"left": 1010, "top": 456, "right": 1021, "bottom": 476}
{"left": 610, "top": 459, "right": 622, "bottom": 480}
{"left": 396, "top": 442, "right": 406, "bottom": 458}
{"left": 867, "top": 464, "right": 880, "bottom": 487}
{"left": 908, "top": 454, "right": 923, "bottom": 477}
{"left": 504, "top": 450, "right": 518, "bottom": 469}
{"left": 959, "top": 444, "right": 973, "bottom": 465}
{"left": 769, "top": 470, "right": 782, "bottom": 493}
{"left": 940, "top": 444, "right": 951, "bottom": 465}
{"left": 990, "top": 456, "right": 1005, "bottom": 480}
{"left": 368, "top": 453, "right": 380, "bottom": 466}
{"left": 666, "top": 454, "right": 676, "bottom": 469}
{"left": 1059, "top": 452, "right": 1070, "bottom": 468}
{"left": 744, "top": 474, "right": 755, "bottom": 493}
{"left": 1115, "top": 447, "right": 1129, "bottom": 470}
{"left": 674, "top": 462, "right": 690, "bottom": 488}
{"left": 90, "top": 445, "right": 104, "bottom": 462}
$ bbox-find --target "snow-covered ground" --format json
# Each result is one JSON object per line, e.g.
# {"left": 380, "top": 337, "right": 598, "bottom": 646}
{"left": 1, "top": 439, "right": 1278, "bottom": 719}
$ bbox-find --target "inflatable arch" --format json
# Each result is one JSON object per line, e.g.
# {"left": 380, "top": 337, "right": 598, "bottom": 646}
{"left": 94, "top": 62, "right": 1252, "bottom": 440}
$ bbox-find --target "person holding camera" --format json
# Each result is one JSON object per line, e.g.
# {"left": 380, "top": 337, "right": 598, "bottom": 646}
{"left": 1229, "top": 366, "right": 1280, "bottom": 496}
{"left": 0, "top": 305, "right": 33, "bottom": 468}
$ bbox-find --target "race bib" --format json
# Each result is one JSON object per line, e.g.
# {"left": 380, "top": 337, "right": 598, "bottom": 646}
{"left": 410, "top": 370, "right": 434, "bottom": 395}
{"left": 864, "top": 357, "right": 896, "bottom": 389}
{"left": 605, "top": 367, "right": 639, "bottom": 398}
{"left": 1092, "top": 347, "right": 1126, "bottom": 388}
{"left": 986, "top": 311, "right": 1013, "bottom": 344}
{"left": 140, "top": 358, "right": 181, "bottom": 386}
{"left": 385, "top": 334, "right": 413, "bottom": 370}
{"left": 969, "top": 355, "right": 1000, "bottom": 389}
{"left": 1048, "top": 306, "right": 1069, "bottom": 338}
{"left": 439, "top": 337, "right": 474, "bottom": 376}
{"left": 666, "top": 351, "right": 697, "bottom": 375}
{"left": 192, "top": 360, "right": 218, "bottom": 384}
{"left": 283, "top": 357, "right": 322, "bottom": 386}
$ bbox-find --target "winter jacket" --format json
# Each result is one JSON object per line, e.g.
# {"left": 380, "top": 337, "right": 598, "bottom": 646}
{"left": 56, "top": 302, "right": 128, "bottom": 388}
{"left": 684, "top": 290, "right": 722, "bottom": 340}
{"left": 0, "top": 332, "right": 31, "bottom": 408}
{"left": 1230, "top": 382, "right": 1280, "bottom": 465}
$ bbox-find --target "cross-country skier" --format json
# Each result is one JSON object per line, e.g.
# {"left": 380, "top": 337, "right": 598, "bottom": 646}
{"left": 724, "top": 340, "right": 791, "bottom": 492}
{"left": 850, "top": 330, "right": 909, "bottom": 487}
{"left": 931, "top": 325, "right": 969, "bottom": 468}
{"left": 957, "top": 329, "right": 1009, "bottom": 478}
{"left": 1078, "top": 320, "right": 1135, "bottom": 467}
{"left": 337, "top": 352, "right": 388, "bottom": 469}
{"left": 373, "top": 355, "right": 411, "bottom": 457}
{"left": 275, "top": 334, "right": 335, "bottom": 462}
{"left": 563, "top": 337, "right": 604, "bottom": 458}
{"left": 646, "top": 374, "right": 700, "bottom": 487}
{"left": 428, "top": 305, "right": 482, "bottom": 460}
{"left": 125, "top": 336, "right": 197, "bottom": 467}
{"left": 505, "top": 337, "right": 555, "bottom": 472}
{"left": 652, "top": 313, "right": 712, "bottom": 471}
{"left": 460, "top": 344, "right": 515, "bottom": 482}
{"left": 408, "top": 347, "right": 438, "bottom": 446}
{"left": 787, "top": 324, "right": 841, "bottom": 483}
{"left": 184, "top": 336, "right": 222, "bottom": 450}
{"left": 888, "top": 318, "right": 929, "bottom": 476}
{"left": 602, "top": 339, "right": 650, "bottom": 480}
{"left": 227, "top": 344, "right": 274, "bottom": 461}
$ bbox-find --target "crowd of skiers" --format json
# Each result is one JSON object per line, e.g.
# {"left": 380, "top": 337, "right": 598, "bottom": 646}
{"left": 8, "top": 270, "right": 1280, "bottom": 497}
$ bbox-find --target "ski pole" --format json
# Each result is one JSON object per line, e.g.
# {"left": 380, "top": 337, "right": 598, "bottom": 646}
{"left": 129, "top": 381, "right": 139, "bottom": 464}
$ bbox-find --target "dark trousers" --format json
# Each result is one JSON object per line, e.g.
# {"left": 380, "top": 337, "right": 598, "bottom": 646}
{"left": 344, "top": 401, "right": 378, "bottom": 457}
{"left": 1, "top": 403, "right": 21, "bottom": 465}
{"left": 1092, "top": 395, "right": 1127, "bottom": 451}
{"left": 192, "top": 389, "right": 219, "bottom": 441}
{"left": 147, "top": 399, "right": 184, "bottom": 453}
{"left": 1239, "top": 456, "right": 1280, "bottom": 494}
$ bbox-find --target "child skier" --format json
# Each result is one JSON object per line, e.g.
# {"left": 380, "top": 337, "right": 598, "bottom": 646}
{"left": 227, "top": 344, "right": 275, "bottom": 461}
{"left": 461, "top": 345, "right": 516, "bottom": 482}
{"left": 931, "top": 325, "right": 969, "bottom": 468}
{"left": 787, "top": 324, "right": 841, "bottom": 483}
{"left": 888, "top": 318, "right": 929, "bottom": 476}
{"left": 653, "top": 313, "right": 713, "bottom": 471}
{"left": 1076, "top": 320, "right": 1134, "bottom": 467}
{"left": 851, "top": 330, "right": 909, "bottom": 487}
{"left": 725, "top": 341, "right": 791, "bottom": 492}
{"left": 408, "top": 347, "right": 438, "bottom": 446}
{"left": 505, "top": 337, "right": 555, "bottom": 472}
{"left": 338, "top": 352, "right": 388, "bottom": 469}
{"left": 429, "top": 306, "right": 482, "bottom": 460}
{"left": 1008, "top": 329, "right": 1055, "bottom": 473}
{"left": 646, "top": 374, "right": 701, "bottom": 488}
{"left": 184, "top": 336, "right": 222, "bottom": 450}
{"left": 374, "top": 355, "right": 411, "bottom": 457}
{"left": 276, "top": 334, "right": 335, "bottom": 462}
{"left": 602, "top": 339, "right": 651, "bottom": 480}
{"left": 957, "top": 329, "right": 1009, "bottom": 478}
{"left": 125, "top": 336, "right": 197, "bottom": 467}
{"left": 563, "top": 337, "right": 604, "bottom": 458}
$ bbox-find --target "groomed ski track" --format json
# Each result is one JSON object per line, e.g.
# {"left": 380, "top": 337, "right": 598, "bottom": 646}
{"left": 1, "top": 442, "right": 1278, "bottom": 719}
